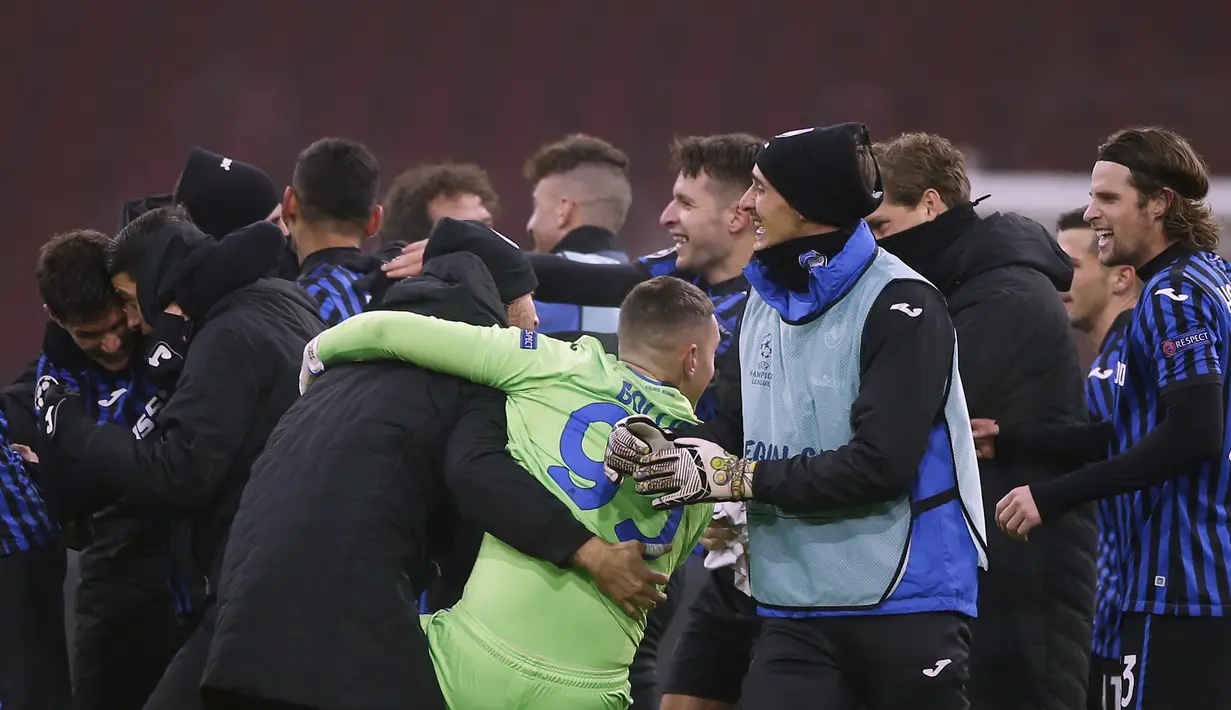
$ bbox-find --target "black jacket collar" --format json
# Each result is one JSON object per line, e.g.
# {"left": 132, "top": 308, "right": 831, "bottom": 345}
{"left": 553, "top": 226, "right": 618, "bottom": 255}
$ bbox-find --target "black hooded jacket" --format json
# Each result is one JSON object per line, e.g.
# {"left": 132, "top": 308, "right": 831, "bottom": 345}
{"left": 41, "top": 228, "right": 326, "bottom": 590}
{"left": 879, "top": 205, "right": 1095, "bottom": 710}
{"left": 200, "top": 253, "right": 593, "bottom": 710}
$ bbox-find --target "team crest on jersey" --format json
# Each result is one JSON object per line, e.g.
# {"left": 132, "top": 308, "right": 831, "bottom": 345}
{"left": 1161, "top": 329, "right": 1210, "bottom": 357}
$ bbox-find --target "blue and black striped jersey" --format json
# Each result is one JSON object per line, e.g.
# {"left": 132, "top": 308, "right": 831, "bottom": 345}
{"left": 1086, "top": 309, "right": 1132, "bottom": 657}
{"left": 1111, "top": 248, "right": 1231, "bottom": 616}
{"left": 637, "top": 247, "right": 749, "bottom": 421}
{"left": 298, "top": 247, "right": 375, "bottom": 326}
{"left": 0, "top": 407, "right": 54, "bottom": 556}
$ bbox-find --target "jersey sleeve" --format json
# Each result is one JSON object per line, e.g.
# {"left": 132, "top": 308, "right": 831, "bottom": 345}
{"left": 1138, "top": 272, "right": 1225, "bottom": 391}
{"left": 637, "top": 247, "right": 682, "bottom": 278}
{"left": 314, "top": 310, "right": 580, "bottom": 392}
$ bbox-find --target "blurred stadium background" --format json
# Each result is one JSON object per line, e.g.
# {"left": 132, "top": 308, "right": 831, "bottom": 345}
{"left": 2, "top": 1, "right": 1229, "bottom": 379}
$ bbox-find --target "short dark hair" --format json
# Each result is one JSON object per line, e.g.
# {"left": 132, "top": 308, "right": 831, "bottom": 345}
{"left": 618, "top": 276, "right": 715, "bottom": 345}
{"left": 524, "top": 134, "right": 629, "bottom": 184}
{"left": 1056, "top": 208, "right": 1098, "bottom": 254}
{"left": 107, "top": 204, "right": 194, "bottom": 278}
{"left": 380, "top": 163, "right": 499, "bottom": 244}
{"left": 669, "top": 134, "right": 762, "bottom": 195}
{"left": 1097, "top": 126, "right": 1221, "bottom": 251}
{"left": 292, "top": 137, "right": 381, "bottom": 231}
{"left": 37, "top": 229, "right": 118, "bottom": 324}
{"left": 873, "top": 132, "right": 971, "bottom": 209}
{"left": 1056, "top": 207, "right": 1090, "bottom": 233}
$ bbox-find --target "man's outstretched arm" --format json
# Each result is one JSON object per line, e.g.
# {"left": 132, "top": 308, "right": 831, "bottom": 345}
{"left": 527, "top": 252, "right": 650, "bottom": 306}
{"left": 309, "top": 310, "right": 581, "bottom": 392}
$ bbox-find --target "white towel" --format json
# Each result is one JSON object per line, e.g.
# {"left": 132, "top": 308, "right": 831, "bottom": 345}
{"left": 703, "top": 502, "right": 752, "bottom": 596}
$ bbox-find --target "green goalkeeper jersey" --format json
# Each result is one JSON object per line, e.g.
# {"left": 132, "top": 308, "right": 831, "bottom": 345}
{"left": 311, "top": 313, "right": 713, "bottom": 670}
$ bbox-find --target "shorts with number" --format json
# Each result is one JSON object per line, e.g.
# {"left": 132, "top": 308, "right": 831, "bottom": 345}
{"left": 1087, "top": 654, "right": 1122, "bottom": 710}
{"left": 420, "top": 609, "right": 631, "bottom": 710}
{"left": 1116, "top": 612, "right": 1231, "bottom": 710}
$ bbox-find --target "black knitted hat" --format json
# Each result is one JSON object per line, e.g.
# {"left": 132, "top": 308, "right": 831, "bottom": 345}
{"left": 756, "top": 122, "right": 883, "bottom": 228}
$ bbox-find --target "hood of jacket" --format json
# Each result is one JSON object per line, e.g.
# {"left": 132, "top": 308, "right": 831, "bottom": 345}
{"left": 137, "top": 219, "right": 288, "bottom": 324}
{"left": 376, "top": 252, "right": 506, "bottom": 327}
{"left": 878, "top": 204, "right": 1073, "bottom": 295}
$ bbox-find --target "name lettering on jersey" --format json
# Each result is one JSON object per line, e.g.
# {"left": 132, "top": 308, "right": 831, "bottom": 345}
{"left": 520, "top": 330, "right": 538, "bottom": 350}
{"left": 1154, "top": 287, "right": 1189, "bottom": 302}
{"left": 744, "top": 440, "right": 817, "bottom": 461}
{"left": 1114, "top": 361, "right": 1127, "bottom": 387}
{"left": 890, "top": 302, "right": 923, "bottom": 318}
{"left": 132, "top": 391, "right": 168, "bottom": 440}
{"left": 616, "top": 382, "right": 689, "bottom": 430}
{"left": 1161, "top": 329, "right": 1210, "bottom": 357}
{"left": 1088, "top": 367, "right": 1114, "bottom": 380}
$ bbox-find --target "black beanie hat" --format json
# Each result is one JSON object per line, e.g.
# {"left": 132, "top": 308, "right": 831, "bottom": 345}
{"left": 118, "top": 193, "right": 174, "bottom": 232}
{"left": 422, "top": 218, "right": 538, "bottom": 304}
{"left": 173, "top": 147, "right": 281, "bottom": 239}
{"left": 755, "top": 122, "right": 883, "bottom": 228}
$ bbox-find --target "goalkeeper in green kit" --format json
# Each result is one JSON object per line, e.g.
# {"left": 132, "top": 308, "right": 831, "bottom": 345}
{"left": 301, "top": 275, "right": 718, "bottom": 709}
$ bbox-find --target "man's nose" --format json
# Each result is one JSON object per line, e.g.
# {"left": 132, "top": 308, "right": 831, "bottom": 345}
{"left": 99, "top": 332, "right": 123, "bottom": 354}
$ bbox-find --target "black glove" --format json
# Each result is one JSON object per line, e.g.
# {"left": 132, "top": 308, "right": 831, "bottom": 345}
{"left": 39, "top": 384, "right": 87, "bottom": 445}
{"left": 34, "top": 383, "right": 100, "bottom": 534}
{"left": 141, "top": 312, "right": 192, "bottom": 390}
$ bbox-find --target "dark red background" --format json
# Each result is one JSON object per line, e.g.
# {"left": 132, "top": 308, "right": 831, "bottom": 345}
{"left": 2, "top": 0, "right": 1226, "bottom": 377}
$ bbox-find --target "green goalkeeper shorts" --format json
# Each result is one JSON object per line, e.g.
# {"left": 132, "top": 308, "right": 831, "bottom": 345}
{"left": 420, "top": 609, "right": 631, "bottom": 709}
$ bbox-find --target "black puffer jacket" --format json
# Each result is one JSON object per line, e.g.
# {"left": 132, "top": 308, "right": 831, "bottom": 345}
{"left": 202, "top": 253, "right": 592, "bottom": 710}
{"left": 881, "top": 205, "right": 1095, "bottom": 710}
{"left": 42, "top": 221, "right": 325, "bottom": 591}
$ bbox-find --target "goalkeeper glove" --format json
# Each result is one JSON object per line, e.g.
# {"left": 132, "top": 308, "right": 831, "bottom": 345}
{"left": 633, "top": 436, "right": 756, "bottom": 509}
{"left": 604, "top": 415, "right": 678, "bottom": 484}
{"left": 300, "top": 335, "right": 325, "bottom": 394}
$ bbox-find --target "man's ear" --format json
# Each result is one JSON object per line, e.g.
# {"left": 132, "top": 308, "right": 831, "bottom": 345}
{"left": 727, "top": 200, "right": 751, "bottom": 234}
{"left": 364, "top": 205, "right": 383, "bottom": 238}
{"left": 556, "top": 197, "right": 575, "bottom": 231}
{"left": 683, "top": 342, "right": 699, "bottom": 379}
{"left": 282, "top": 187, "right": 298, "bottom": 225}
{"left": 1148, "top": 188, "right": 1172, "bottom": 220}
{"left": 920, "top": 188, "right": 946, "bottom": 218}
{"left": 1112, "top": 265, "right": 1137, "bottom": 296}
